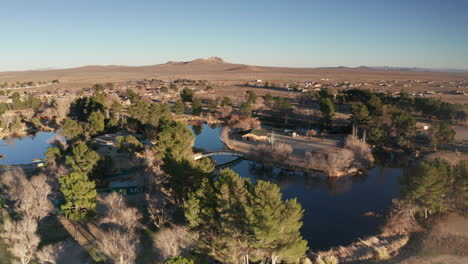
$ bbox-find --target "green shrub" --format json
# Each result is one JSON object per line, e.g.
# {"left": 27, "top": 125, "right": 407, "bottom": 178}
{"left": 164, "top": 256, "right": 194, "bottom": 264}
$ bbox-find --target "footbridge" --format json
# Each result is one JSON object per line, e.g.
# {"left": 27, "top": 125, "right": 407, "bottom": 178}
{"left": 193, "top": 150, "right": 244, "bottom": 160}
{"left": 0, "top": 161, "right": 45, "bottom": 171}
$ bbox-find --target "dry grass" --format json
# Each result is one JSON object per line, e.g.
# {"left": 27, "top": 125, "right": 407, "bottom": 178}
{"left": 311, "top": 202, "right": 423, "bottom": 263}
{"left": 315, "top": 255, "right": 339, "bottom": 264}
{"left": 374, "top": 246, "right": 391, "bottom": 260}
{"left": 313, "top": 235, "right": 409, "bottom": 263}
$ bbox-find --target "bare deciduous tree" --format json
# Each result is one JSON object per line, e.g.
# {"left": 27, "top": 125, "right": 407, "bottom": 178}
{"left": 251, "top": 97, "right": 265, "bottom": 113}
{"left": 145, "top": 193, "right": 172, "bottom": 229}
{"left": 98, "top": 192, "right": 141, "bottom": 231}
{"left": 1, "top": 170, "right": 53, "bottom": 221}
{"left": 54, "top": 95, "right": 77, "bottom": 121}
{"left": 98, "top": 229, "right": 139, "bottom": 264}
{"left": 305, "top": 149, "right": 354, "bottom": 177}
{"left": 344, "top": 136, "right": 374, "bottom": 169}
{"left": 219, "top": 105, "right": 232, "bottom": 118}
{"left": 256, "top": 143, "right": 293, "bottom": 164}
{"left": 153, "top": 225, "right": 193, "bottom": 260}
{"left": 36, "top": 240, "right": 90, "bottom": 264}
{"left": 1, "top": 218, "right": 40, "bottom": 264}
{"left": 229, "top": 115, "right": 261, "bottom": 131}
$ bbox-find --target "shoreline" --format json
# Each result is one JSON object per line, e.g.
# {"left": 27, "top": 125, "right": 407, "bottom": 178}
{"left": 310, "top": 203, "right": 423, "bottom": 263}
{"left": 0, "top": 127, "right": 56, "bottom": 139}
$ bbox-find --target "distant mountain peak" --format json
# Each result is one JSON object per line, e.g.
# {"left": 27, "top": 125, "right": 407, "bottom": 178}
{"left": 206, "top": 57, "right": 224, "bottom": 62}
{"left": 188, "top": 57, "right": 225, "bottom": 64}
{"left": 165, "top": 57, "right": 226, "bottom": 65}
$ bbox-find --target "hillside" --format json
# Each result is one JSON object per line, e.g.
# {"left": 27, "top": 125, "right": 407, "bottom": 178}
{"left": 1, "top": 58, "right": 467, "bottom": 84}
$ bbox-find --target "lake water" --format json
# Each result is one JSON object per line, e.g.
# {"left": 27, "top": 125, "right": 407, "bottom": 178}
{"left": 0, "top": 127, "right": 402, "bottom": 250}
{"left": 0, "top": 132, "right": 59, "bottom": 165}
{"left": 190, "top": 124, "right": 402, "bottom": 250}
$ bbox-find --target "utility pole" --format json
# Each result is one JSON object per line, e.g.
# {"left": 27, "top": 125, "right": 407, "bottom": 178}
{"left": 271, "top": 129, "right": 275, "bottom": 145}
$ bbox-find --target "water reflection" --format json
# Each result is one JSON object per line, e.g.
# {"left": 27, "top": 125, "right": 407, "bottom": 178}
{"left": 192, "top": 124, "right": 203, "bottom": 136}
{"left": 0, "top": 132, "right": 58, "bottom": 165}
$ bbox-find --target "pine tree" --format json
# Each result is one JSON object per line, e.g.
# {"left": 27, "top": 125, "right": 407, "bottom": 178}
{"left": 163, "top": 156, "right": 214, "bottom": 203}
{"left": 88, "top": 111, "right": 105, "bottom": 135}
{"left": 184, "top": 169, "right": 308, "bottom": 264}
{"left": 350, "top": 103, "right": 370, "bottom": 139}
{"left": 65, "top": 142, "right": 101, "bottom": 174}
{"left": 185, "top": 169, "right": 253, "bottom": 264}
{"left": 61, "top": 118, "right": 84, "bottom": 140}
{"left": 428, "top": 122, "right": 456, "bottom": 151}
{"left": 110, "top": 100, "right": 123, "bottom": 119}
{"left": 192, "top": 99, "right": 203, "bottom": 116}
{"left": 401, "top": 159, "right": 451, "bottom": 217}
{"left": 453, "top": 160, "right": 468, "bottom": 211}
{"left": 319, "top": 98, "right": 334, "bottom": 129}
{"left": 250, "top": 181, "right": 308, "bottom": 264}
{"left": 153, "top": 120, "right": 194, "bottom": 160}
{"left": 173, "top": 100, "right": 185, "bottom": 115}
{"left": 59, "top": 171, "right": 97, "bottom": 221}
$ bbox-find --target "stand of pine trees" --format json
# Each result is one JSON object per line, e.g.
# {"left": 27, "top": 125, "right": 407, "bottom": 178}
{"left": 184, "top": 169, "right": 308, "bottom": 264}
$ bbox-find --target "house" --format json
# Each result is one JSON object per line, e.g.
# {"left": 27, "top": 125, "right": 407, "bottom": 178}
{"left": 416, "top": 122, "right": 431, "bottom": 131}
{"left": 241, "top": 129, "right": 268, "bottom": 142}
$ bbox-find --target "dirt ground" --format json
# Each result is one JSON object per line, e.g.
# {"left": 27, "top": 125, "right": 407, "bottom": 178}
{"left": 371, "top": 213, "right": 468, "bottom": 264}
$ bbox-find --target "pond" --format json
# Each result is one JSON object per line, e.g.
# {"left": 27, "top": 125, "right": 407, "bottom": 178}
{"left": 190, "top": 124, "right": 402, "bottom": 250}
{"left": 0, "top": 132, "right": 59, "bottom": 165}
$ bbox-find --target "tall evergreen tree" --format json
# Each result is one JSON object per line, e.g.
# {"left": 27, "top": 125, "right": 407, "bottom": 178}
{"left": 184, "top": 169, "right": 308, "bottom": 264}
{"left": 350, "top": 103, "right": 370, "bottom": 139}
{"left": 59, "top": 171, "right": 97, "bottom": 221}
{"left": 240, "top": 101, "right": 252, "bottom": 118}
{"left": 401, "top": 159, "right": 451, "bottom": 217}
{"left": 153, "top": 120, "right": 194, "bottom": 160}
{"left": 163, "top": 156, "right": 214, "bottom": 203}
{"left": 173, "top": 100, "right": 185, "bottom": 115}
{"left": 428, "top": 122, "right": 456, "bottom": 151}
{"left": 61, "top": 118, "right": 84, "bottom": 140}
{"left": 453, "top": 160, "right": 468, "bottom": 211}
{"left": 250, "top": 181, "right": 308, "bottom": 264}
{"left": 65, "top": 142, "right": 101, "bottom": 175}
{"left": 88, "top": 111, "right": 105, "bottom": 135}
{"left": 192, "top": 99, "right": 203, "bottom": 116}
{"left": 318, "top": 98, "right": 335, "bottom": 129}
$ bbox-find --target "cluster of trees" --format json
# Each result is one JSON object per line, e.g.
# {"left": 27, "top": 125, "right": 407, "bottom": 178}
{"left": 400, "top": 159, "right": 467, "bottom": 218}
{"left": 0, "top": 92, "right": 43, "bottom": 114}
{"left": 185, "top": 169, "right": 308, "bottom": 264}
{"left": 0, "top": 80, "right": 53, "bottom": 88}
{"left": 0, "top": 171, "right": 89, "bottom": 264}
{"left": 63, "top": 94, "right": 111, "bottom": 139}
{"left": 0, "top": 92, "right": 47, "bottom": 133}
{"left": 413, "top": 97, "right": 466, "bottom": 122}
{"left": 346, "top": 89, "right": 458, "bottom": 149}
{"left": 10, "top": 92, "right": 43, "bottom": 110}
{"left": 305, "top": 136, "right": 374, "bottom": 176}
{"left": 346, "top": 88, "right": 467, "bottom": 123}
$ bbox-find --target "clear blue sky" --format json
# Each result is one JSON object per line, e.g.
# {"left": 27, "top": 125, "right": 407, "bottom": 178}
{"left": 1, "top": 0, "right": 467, "bottom": 71}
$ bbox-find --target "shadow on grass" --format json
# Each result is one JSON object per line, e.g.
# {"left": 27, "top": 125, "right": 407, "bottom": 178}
{"left": 37, "top": 214, "right": 96, "bottom": 264}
